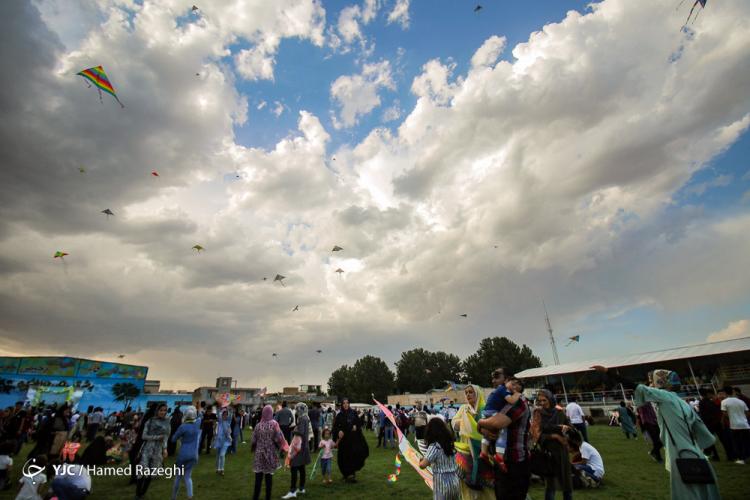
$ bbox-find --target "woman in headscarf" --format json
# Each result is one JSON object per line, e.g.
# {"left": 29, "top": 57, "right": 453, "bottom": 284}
{"left": 332, "top": 399, "right": 369, "bottom": 483}
{"left": 530, "top": 390, "right": 573, "bottom": 500}
{"left": 282, "top": 403, "right": 312, "bottom": 499}
{"left": 171, "top": 405, "right": 201, "bottom": 500}
{"left": 252, "top": 405, "right": 289, "bottom": 500}
{"left": 49, "top": 404, "right": 72, "bottom": 458}
{"left": 592, "top": 366, "right": 720, "bottom": 500}
{"left": 451, "top": 384, "right": 494, "bottom": 500}
{"left": 129, "top": 407, "right": 154, "bottom": 485}
{"left": 213, "top": 409, "right": 232, "bottom": 475}
{"left": 168, "top": 405, "right": 183, "bottom": 457}
{"left": 136, "top": 403, "right": 170, "bottom": 499}
{"left": 615, "top": 401, "right": 637, "bottom": 439}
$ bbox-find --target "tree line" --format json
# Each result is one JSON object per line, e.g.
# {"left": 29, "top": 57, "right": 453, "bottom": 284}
{"left": 326, "top": 336, "right": 542, "bottom": 403}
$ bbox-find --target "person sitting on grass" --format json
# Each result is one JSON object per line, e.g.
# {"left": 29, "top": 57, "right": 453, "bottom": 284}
{"left": 568, "top": 429, "right": 604, "bottom": 488}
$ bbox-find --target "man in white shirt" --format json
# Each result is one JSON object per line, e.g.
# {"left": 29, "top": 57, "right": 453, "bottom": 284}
{"left": 568, "top": 430, "right": 604, "bottom": 488}
{"left": 720, "top": 387, "right": 750, "bottom": 464}
{"left": 566, "top": 397, "right": 588, "bottom": 442}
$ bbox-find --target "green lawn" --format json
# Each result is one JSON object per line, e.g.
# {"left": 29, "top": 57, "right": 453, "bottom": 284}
{"left": 4, "top": 426, "right": 750, "bottom": 499}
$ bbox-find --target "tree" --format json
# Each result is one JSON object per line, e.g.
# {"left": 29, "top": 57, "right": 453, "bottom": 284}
{"left": 111, "top": 382, "right": 141, "bottom": 410}
{"left": 327, "top": 365, "right": 353, "bottom": 401}
{"left": 395, "top": 349, "right": 463, "bottom": 393}
{"left": 462, "top": 337, "right": 542, "bottom": 387}
{"left": 327, "top": 356, "right": 395, "bottom": 403}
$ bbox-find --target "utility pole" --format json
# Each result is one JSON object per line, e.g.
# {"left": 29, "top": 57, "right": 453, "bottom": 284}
{"left": 543, "top": 300, "right": 568, "bottom": 404}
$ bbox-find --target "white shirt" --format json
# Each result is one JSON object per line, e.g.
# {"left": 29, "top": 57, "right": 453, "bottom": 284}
{"left": 17, "top": 473, "right": 46, "bottom": 500}
{"left": 721, "top": 397, "right": 750, "bottom": 430}
{"left": 566, "top": 402, "right": 585, "bottom": 424}
{"left": 580, "top": 442, "right": 604, "bottom": 479}
{"left": 0, "top": 455, "right": 12, "bottom": 470}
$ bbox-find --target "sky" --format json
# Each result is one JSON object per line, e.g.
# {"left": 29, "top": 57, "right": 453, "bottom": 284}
{"left": 1, "top": 0, "right": 749, "bottom": 392}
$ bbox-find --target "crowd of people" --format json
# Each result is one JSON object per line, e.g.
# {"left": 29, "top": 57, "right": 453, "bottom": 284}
{"left": 0, "top": 368, "right": 746, "bottom": 500}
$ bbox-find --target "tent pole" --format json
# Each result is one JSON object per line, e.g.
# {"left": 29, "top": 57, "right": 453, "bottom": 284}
{"left": 560, "top": 375, "right": 569, "bottom": 405}
{"left": 687, "top": 359, "right": 700, "bottom": 394}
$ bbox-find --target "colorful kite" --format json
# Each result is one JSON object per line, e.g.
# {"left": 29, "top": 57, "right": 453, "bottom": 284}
{"left": 54, "top": 251, "right": 68, "bottom": 260}
{"left": 216, "top": 392, "right": 240, "bottom": 408}
{"left": 192, "top": 245, "right": 204, "bottom": 252}
{"left": 332, "top": 246, "right": 343, "bottom": 252}
{"left": 566, "top": 335, "right": 580, "bottom": 346}
{"left": 678, "top": 0, "right": 707, "bottom": 26}
{"left": 374, "top": 398, "right": 433, "bottom": 489}
{"left": 76, "top": 66, "right": 124, "bottom": 107}
{"left": 387, "top": 453, "right": 402, "bottom": 483}
{"left": 101, "top": 209, "right": 114, "bottom": 219}
{"left": 274, "top": 274, "right": 286, "bottom": 286}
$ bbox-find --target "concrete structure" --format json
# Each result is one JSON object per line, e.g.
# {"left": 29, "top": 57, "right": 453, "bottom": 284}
{"left": 143, "top": 380, "right": 161, "bottom": 394}
{"left": 192, "top": 377, "right": 262, "bottom": 411}
{"left": 388, "top": 384, "right": 494, "bottom": 408}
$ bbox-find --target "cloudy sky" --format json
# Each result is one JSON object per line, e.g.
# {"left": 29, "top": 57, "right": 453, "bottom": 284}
{"left": 1, "top": 0, "right": 749, "bottom": 391}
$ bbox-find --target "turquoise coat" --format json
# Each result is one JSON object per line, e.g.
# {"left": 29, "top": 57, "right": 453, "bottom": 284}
{"left": 634, "top": 384, "right": 720, "bottom": 500}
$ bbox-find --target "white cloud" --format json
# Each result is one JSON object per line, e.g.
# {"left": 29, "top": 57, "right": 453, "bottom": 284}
{"left": 387, "top": 0, "right": 410, "bottom": 29}
{"left": 331, "top": 60, "right": 395, "bottom": 128}
{"left": 272, "top": 100, "right": 285, "bottom": 117}
{"left": 332, "top": 1, "right": 380, "bottom": 52}
{"left": 707, "top": 319, "right": 750, "bottom": 342}
{"left": 382, "top": 100, "right": 402, "bottom": 122}
{"left": 686, "top": 174, "right": 732, "bottom": 196}
{"left": 471, "top": 35, "right": 506, "bottom": 69}
{"left": 411, "top": 59, "right": 460, "bottom": 105}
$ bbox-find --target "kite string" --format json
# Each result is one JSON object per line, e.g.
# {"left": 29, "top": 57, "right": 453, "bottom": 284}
{"left": 691, "top": 6, "right": 701, "bottom": 24}
{"left": 675, "top": 0, "right": 687, "bottom": 11}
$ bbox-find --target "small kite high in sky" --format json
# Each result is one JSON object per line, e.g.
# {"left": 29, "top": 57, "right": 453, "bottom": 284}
{"left": 77, "top": 66, "right": 124, "bottom": 108}
{"left": 474, "top": 5, "right": 482, "bottom": 13}
{"left": 272, "top": 353, "right": 278, "bottom": 358}
{"left": 192, "top": 5, "right": 199, "bottom": 11}
{"left": 678, "top": 0, "right": 707, "bottom": 26}
{"left": 53, "top": 251, "right": 68, "bottom": 260}
{"left": 151, "top": 171, "right": 160, "bottom": 177}
{"left": 101, "top": 209, "right": 114, "bottom": 219}
{"left": 274, "top": 274, "right": 286, "bottom": 286}
{"left": 332, "top": 245, "right": 343, "bottom": 252}
{"left": 79, "top": 167, "right": 86, "bottom": 174}
{"left": 335, "top": 268, "right": 344, "bottom": 276}
{"left": 566, "top": 335, "right": 581, "bottom": 346}
{"left": 292, "top": 305, "right": 299, "bottom": 312}
{"left": 192, "top": 245, "right": 204, "bottom": 252}
{"left": 117, "top": 355, "right": 125, "bottom": 358}
{"left": 316, "top": 350, "right": 322, "bottom": 354}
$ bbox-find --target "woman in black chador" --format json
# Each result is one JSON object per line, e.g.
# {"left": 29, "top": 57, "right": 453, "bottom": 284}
{"left": 332, "top": 399, "right": 369, "bottom": 482}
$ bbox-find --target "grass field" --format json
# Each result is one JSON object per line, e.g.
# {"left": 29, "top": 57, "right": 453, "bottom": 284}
{"left": 4, "top": 425, "right": 750, "bottom": 499}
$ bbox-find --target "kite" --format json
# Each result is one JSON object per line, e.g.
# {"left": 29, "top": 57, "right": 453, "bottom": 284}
{"left": 316, "top": 350, "right": 322, "bottom": 354}
{"left": 566, "top": 335, "right": 580, "bottom": 347}
{"left": 274, "top": 274, "right": 286, "bottom": 286}
{"left": 117, "top": 355, "right": 125, "bottom": 358}
{"left": 387, "top": 453, "right": 402, "bottom": 483}
{"left": 79, "top": 167, "right": 86, "bottom": 174}
{"left": 151, "top": 171, "right": 160, "bottom": 177}
{"left": 192, "top": 5, "right": 199, "bottom": 12}
{"left": 374, "top": 398, "right": 433, "bottom": 489}
{"left": 292, "top": 305, "right": 299, "bottom": 312}
{"left": 262, "top": 277, "right": 267, "bottom": 281}
{"left": 460, "top": 314, "right": 468, "bottom": 318}
{"left": 192, "top": 245, "right": 204, "bottom": 252}
{"left": 474, "top": 5, "right": 483, "bottom": 13}
{"left": 196, "top": 73, "right": 200, "bottom": 77}
{"left": 335, "top": 268, "right": 344, "bottom": 276}
{"left": 332, "top": 246, "right": 343, "bottom": 252}
{"left": 272, "top": 353, "right": 278, "bottom": 358}
{"left": 678, "top": 0, "right": 707, "bottom": 26}
{"left": 101, "top": 208, "right": 114, "bottom": 219}
{"left": 76, "top": 66, "right": 124, "bottom": 107}
{"left": 54, "top": 251, "right": 69, "bottom": 260}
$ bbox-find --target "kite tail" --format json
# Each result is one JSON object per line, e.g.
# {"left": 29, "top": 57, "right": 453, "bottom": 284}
{"left": 691, "top": 6, "right": 702, "bottom": 24}
{"left": 685, "top": 3, "right": 698, "bottom": 26}
{"left": 97, "top": 88, "right": 103, "bottom": 104}
{"left": 114, "top": 95, "right": 125, "bottom": 108}
{"left": 675, "top": 0, "right": 687, "bottom": 11}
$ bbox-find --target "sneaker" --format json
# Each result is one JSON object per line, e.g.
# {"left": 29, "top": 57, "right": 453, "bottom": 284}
{"left": 281, "top": 492, "right": 297, "bottom": 499}
{"left": 735, "top": 460, "right": 745, "bottom": 464}
{"left": 297, "top": 489, "right": 306, "bottom": 495}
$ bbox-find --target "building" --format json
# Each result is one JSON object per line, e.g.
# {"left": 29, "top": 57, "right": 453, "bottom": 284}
{"left": 516, "top": 336, "right": 750, "bottom": 413}
{"left": 388, "top": 383, "right": 490, "bottom": 408}
{"left": 143, "top": 380, "right": 161, "bottom": 394}
{"left": 192, "top": 377, "right": 262, "bottom": 411}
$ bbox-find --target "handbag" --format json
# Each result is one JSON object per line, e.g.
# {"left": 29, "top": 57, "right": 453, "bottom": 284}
{"left": 529, "top": 444, "right": 554, "bottom": 477}
{"left": 661, "top": 406, "right": 715, "bottom": 484}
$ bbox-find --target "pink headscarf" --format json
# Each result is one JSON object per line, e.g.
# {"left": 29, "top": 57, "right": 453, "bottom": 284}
{"left": 261, "top": 404, "right": 274, "bottom": 422}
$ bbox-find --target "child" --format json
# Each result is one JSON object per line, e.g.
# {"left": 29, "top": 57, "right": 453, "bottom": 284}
{"left": 419, "top": 419, "right": 460, "bottom": 500}
{"left": 568, "top": 430, "right": 604, "bottom": 488}
{"left": 285, "top": 430, "right": 303, "bottom": 469}
{"left": 318, "top": 428, "right": 336, "bottom": 484}
{"left": 0, "top": 441, "right": 13, "bottom": 491}
{"left": 480, "top": 374, "right": 522, "bottom": 463}
{"left": 15, "top": 455, "right": 47, "bottom": 500}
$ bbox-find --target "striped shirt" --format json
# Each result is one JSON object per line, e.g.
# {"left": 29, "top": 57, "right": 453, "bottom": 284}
{"left": 504, "top": 398, "right": 530, "bottom": 463}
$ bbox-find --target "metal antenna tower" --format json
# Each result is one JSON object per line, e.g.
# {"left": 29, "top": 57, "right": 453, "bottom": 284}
{"left": 543, "top": 300, "right": 560, "bottom": 365}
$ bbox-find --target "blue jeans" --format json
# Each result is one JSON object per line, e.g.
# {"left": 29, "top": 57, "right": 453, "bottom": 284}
{"left": 171, "top": 461, "right": 195, "bottom": 499}
{"left": 321, "top": 458, "right": 332, "bottom": 476}
{"left": 384, "top": 426, "right": 394, "bottom": 448}
{"left": 215, "top": 443, "right": 229, "bottom": 470}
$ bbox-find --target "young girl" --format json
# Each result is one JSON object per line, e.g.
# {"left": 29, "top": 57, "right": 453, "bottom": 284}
{"left": 318, "top": 428, "right": 336, "bottom": 484}
{"left": 419, "top": 418, "right": 460, "bottom": 500}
